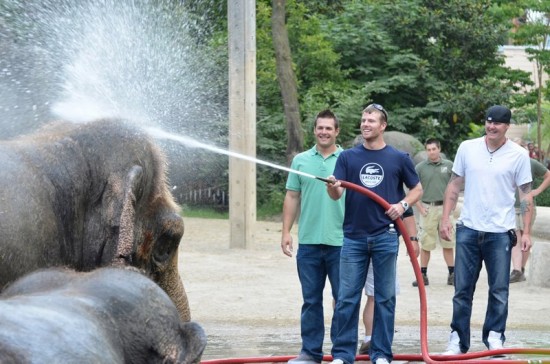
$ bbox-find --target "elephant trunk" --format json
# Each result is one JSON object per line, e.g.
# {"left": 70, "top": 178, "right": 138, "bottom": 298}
{"left": 157, "top": 250, "right": 191, "bottom": 322}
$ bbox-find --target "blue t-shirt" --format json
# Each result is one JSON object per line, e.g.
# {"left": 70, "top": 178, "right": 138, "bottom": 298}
{"left": 333, "top": 143, "right": 419, "bottom": 238}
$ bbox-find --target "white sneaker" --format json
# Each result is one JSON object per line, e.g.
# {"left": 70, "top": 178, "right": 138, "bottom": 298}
{"left": 442, "top": 331, "right": 461, "bottom": 355}
{"left": 487, "top": 331, "right": 503, "bottom": 350}
{"left": 329, "top": 360, "right": 344, "bottom": 364}
{"left": 375, "top": 358, "right": 389, "bottom": 364}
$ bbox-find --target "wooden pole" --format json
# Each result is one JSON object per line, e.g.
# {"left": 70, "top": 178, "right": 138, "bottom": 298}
{"left": 228, "top": 1, "right": 256, "bottom": 248}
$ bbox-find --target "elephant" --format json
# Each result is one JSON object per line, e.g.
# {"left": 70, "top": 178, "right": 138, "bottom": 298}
{"left": 0, "top": 119, "right": 190, "bottom": 321}
{"left": 0, "top": 267, "right": 206, "bottom": 364}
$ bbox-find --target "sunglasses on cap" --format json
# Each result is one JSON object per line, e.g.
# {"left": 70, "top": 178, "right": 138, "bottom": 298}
{"left": 364, "top": 103, "right": 388, "bottom": 121}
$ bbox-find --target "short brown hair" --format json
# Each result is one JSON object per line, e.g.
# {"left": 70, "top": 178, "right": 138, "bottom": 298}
{"left": 314, "top": 109, "right": 339, "bottom": 129}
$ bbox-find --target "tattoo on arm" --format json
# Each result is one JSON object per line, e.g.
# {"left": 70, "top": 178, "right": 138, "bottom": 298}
{"left": 519, "top": 182, "right": 532, "bottom": 195}
{"left": 519, "top": 182, "right": 532, "bottom": 215}
{"left": 446, "top": 173, "right": 462, "bottom": 205}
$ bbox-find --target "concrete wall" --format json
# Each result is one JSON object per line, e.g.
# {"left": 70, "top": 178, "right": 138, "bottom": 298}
{"left": 500, "top": 45, "right": 549, "bottom": 90}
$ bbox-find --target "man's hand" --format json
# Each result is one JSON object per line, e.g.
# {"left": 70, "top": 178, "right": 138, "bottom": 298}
{"left": 419, "top": 205, "right": 428, "bottom": 217}
{"left": 281, "top": 233, "right": 294, "bottom": 257}
{"left": 325, "top": 175, "right": 340, "bottom": 188}
{"left": 326, "top": 175, "right": 344, "bottom": 200}
{"left": 521, "top": 232, "right": 532, "bottom": 252}
{"left": 439, "top": 217, "right": 453, "bottom": 241}
{"left": 385, "top": 203, "right": 405, "bottom": 221}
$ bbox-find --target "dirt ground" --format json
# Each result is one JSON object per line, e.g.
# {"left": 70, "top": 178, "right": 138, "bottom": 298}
{"left": 179, "top": 217, "right": 550, "bottom": 360}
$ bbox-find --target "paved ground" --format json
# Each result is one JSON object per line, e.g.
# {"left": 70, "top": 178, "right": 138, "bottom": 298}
{"left": 180, "top": 211, "right": 550, "bottom": 361}
{"left": 532, "top": 206, "right": 550, "bottom": 238}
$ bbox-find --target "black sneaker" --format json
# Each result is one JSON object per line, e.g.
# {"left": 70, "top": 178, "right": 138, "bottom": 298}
{"left": 358, "top": 340, "right": 371, "bottom": 355}
{"left": 412, "top": 273, "right": 429, "bottom": 287}
{"left": 509, "top": 269, "right": 526, "bottom": 283}
{"left": 447, "top": 272, "right": 455, "bottom": 286}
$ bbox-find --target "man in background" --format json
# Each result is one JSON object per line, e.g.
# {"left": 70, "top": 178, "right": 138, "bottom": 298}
{"left": 413, "top": 138, "right": 455, "bottom": 287}
{"left": 510, "top": 138, "right": 550, "bottom": 283}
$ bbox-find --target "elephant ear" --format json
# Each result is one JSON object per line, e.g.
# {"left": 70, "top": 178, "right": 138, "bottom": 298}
{"left": 112, "top": 165, "right": 143, "bottom": 266}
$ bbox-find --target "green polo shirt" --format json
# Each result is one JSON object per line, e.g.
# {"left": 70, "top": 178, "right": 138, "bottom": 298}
{"left": 286, "top": 145, "right": 345, "bottom": 246}
{"left": 415, "top": 157, "right": 454, "bottom": 202}
{"left": 514, "top": 158, "right": 548, "bottom": 207}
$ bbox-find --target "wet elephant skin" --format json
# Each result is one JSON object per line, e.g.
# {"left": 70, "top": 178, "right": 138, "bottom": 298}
{"left": 0, "top": 119, "right": 190, "bottom": 321}
{"left": 0, "top": 267, "right": 206, "bottom": 364}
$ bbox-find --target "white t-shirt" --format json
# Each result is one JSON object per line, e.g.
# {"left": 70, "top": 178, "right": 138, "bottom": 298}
{"left": 453, "top": 137, "right": 531, "bottom": 232}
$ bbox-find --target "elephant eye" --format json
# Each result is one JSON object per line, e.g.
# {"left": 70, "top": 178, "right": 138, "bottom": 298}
{"left": 153, "top": 229, "right": 180, "bottom": 263}
{"left": 152, "top": 213, "right": 183, "bottom": 264}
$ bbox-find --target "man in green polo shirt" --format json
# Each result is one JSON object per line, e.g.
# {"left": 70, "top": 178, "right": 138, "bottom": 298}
{"left": 510, "top": 138, "right": 550, "bottom": 283}
{"left": 281, "top": 109, "right": 345, "bottom": 364}
{"left": 413, "top": 138, "right": 455, "bottom": 287}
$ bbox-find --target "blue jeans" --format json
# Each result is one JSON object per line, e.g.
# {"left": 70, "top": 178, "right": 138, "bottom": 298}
{"left": 331, "top": 229, "right": 399, "bottom": 364}
{"left": 296, "top": 244, "right": 341, "bottom": 362}
{"left": 451, "top": 223, "right": 512, "bottom": 352}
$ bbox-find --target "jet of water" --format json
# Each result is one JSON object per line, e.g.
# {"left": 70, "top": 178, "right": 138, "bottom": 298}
{"left": 146, "top": 127, "right": 317, "bottom": 180}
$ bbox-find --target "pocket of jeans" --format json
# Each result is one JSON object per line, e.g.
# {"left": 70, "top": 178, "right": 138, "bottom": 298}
{"left": 455, "top": 221, "right": 464, "bottom": 230}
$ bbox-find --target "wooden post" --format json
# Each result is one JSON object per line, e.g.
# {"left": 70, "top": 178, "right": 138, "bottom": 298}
{"left": 228, "top": 1, "right": 256, "bottom": 248}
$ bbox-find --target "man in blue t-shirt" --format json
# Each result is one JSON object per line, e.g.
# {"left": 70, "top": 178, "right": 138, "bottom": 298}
{"left": 326, "top": 104, "right": 423, "bottom": 364}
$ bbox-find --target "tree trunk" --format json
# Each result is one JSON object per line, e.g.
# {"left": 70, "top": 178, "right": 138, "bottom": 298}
{"left": 271, "top": 0, "right": 303, "bottom": 166}
{"left": 536, "top": 59, "right": 543, "bottom": 162}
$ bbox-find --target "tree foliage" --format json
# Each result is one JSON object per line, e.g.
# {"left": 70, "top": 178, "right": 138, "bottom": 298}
{"left": 505, "top": 0, "right": 550, "bottom": 161}
{"left": 203, "top": 0, "right": 540, "bottom": 210}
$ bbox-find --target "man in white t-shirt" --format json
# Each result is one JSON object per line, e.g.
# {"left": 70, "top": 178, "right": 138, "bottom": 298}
{"left": 439, "top": 105, "right": 533, "bottom": 355}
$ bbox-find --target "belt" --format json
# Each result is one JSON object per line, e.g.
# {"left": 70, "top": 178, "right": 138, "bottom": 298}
{"left": 422, "top": 201, "right": 443, "bottom": 206}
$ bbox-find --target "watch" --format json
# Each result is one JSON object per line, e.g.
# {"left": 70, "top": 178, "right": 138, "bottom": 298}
{"left": 410, "top": 236, "right": 419, "bottom": 242}
{"left": 399, "top": 200, "right": 409, "bottom": 210}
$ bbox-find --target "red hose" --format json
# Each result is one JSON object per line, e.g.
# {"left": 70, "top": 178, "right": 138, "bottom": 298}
{"left": 202, "top": 350, "right": 550, "bottom": 364}
{"left": 336, "top": 180, "right": 550, "bottom": 364}
{"left": 201, "top": 179, "right": 550, "bottom": 364}
{"left": 337, "top": 180, "right": 434, "bottom": 362}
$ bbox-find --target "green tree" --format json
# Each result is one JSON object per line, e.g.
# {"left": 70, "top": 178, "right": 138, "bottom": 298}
{"left": 508, "top": 2, "right": 550, "bottom": 161}
{"left": 254, "top": 0, "right": 348, "bottom": 208}
{"left": 271, "top": 0, "right": 303, "bottom": 165}
{"left": 203, "top": 1, "right": 538, "bottom": 212}
{"left": 325, "top": 0, "right": 531, "bottom": 154}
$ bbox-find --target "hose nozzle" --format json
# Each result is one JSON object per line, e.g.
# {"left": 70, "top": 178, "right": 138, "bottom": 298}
{"left": 316, "top": 176, "right": 336, "bottom": 184}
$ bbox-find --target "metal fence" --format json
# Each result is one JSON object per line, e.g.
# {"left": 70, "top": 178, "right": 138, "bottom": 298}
{"left": 181, "top": 187, "right": 228, "bottom": 208}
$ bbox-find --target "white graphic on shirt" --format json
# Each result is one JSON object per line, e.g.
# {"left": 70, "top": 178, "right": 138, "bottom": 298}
{"left": 360, "top": 163, "right": 384, "bottom": 188}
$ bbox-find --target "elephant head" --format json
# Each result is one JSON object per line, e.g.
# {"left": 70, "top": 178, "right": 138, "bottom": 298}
{"left": 75, "top": 120, "right": 191, "bottom": 321}
{"left": 0, "top": 119, "right": 191, "bottom": 321}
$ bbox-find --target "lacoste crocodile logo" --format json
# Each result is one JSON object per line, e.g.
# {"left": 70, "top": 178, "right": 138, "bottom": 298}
{"left": 360, "top": 163, "right": 383, "bottom": 188}
{"left": 364, "top": 166, "right": 380, "bottom": 174}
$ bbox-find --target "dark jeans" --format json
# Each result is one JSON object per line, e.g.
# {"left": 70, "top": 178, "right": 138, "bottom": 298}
{"left": 451, "top": 223, "right": 512, "bottom": 352}
{"left": 296, "top": 244, "right": 341, "bottom": 362}
{"left": 331, "top": 230, "right": 399, "bottom": 364}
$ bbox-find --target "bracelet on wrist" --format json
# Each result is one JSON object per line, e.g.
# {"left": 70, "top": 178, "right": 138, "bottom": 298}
{"left": 410, "top": 236, "right": 419, "bottom": 242}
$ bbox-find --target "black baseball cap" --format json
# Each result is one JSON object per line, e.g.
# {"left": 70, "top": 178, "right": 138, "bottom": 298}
{"left": 486, "top": 105, "right": 511, "bottom": 123}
